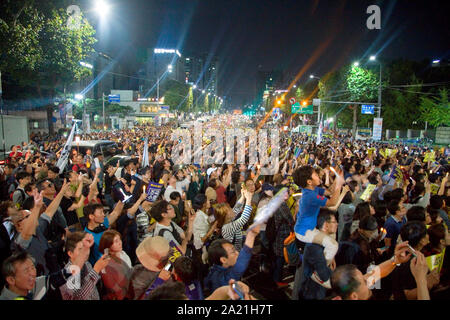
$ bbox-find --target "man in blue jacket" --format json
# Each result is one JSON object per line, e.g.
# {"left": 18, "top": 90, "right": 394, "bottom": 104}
{"left": 204, "top": 225, "right": 260, "bottom": 294}
{"left": 298, "top": 209, "right": 337, "bottom": 300}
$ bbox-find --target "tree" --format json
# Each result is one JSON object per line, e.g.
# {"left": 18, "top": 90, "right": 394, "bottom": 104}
{"left": 318, "top": 69, "right": 352, "bottom": 128}
{"left": 186, "top": 87, "right": 193, "bottom": 112}
{"left": 419, "top": 89, "right": 450, "bottom": 127}
{"left": 0, "top": 1, "right": 96, "bottom": 135}
{"left": 72, "top": 99, "right": 134, "bottom": 121}
{"left": 163, "top": 80, "right": 189, "bottom": 112}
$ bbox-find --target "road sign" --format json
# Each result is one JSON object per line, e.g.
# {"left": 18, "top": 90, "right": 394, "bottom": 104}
{"left": 108, "top": 94, "right": 120, "bottom": 103}
{"left": 313, "top": 99, "right": 321, "bottom": 106}
{"left": 372, "top": 118, "right": 383, "bottom": 141}
{"left": 289, "top": 97, "right": 296, "bottom": 105}
{"left": 362, "top": 104, "right": 375, "bottom": 114}
{"left": 291, "top": 102, "right": 301, "bottom": 113}
{"left": 292, "top": 103, "right": 314, "bottom": 114}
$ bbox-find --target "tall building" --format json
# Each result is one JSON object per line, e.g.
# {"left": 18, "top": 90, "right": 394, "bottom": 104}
{"left": 137, "top": 48, "right": 185, "bottom": 98}
{"left": 255, "top": 70, "right": 284, "bottom": 104}
{"left": 184, "top": 53, "right": 219, "bottom": 96}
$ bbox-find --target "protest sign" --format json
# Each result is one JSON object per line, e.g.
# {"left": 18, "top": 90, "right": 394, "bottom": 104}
{"left": 360, "top": 184, "right": 376, "bottom": 201}
{"left": 145, "top": 182, "right": 163, "bottom": 202}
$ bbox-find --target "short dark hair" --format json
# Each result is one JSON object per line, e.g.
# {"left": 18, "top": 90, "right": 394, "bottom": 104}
{"left": 368, "top": 173, "right": 378, "bottom": 185}
{"left": 390, "top": 188, "right": 404, "bottom": 201}
{"left": 16, "top": 171, "right": 31, "bottom": 183}
{"left": 316, "top": 209, "right": 335, "bottom": 229}
{"left": 173, "top": 256, "right": 196, "bottom": 284}
{"left": 48, "top": 166, "right": 60, "bottom": 174}
{"left": 331, "top": 264, "right": 361, "bottom": 300}
{"left": 353, "top": 202, "right": 371, "bottom": 221}
{"left": 429, "top": 195, "right": 444, "bottom": 210}
{"left": 387, "top": 200, "right": 400, "bottom": 216}
{"left": 147, "top": 281, "right": 187, "bottom": 300}
{"left": 400, "top": 221, "right": 427, "bottom": 248}
{"left": 292, "top": 166, "right": 314, "bottom": 188}
{"left": 169, "top": 191, "right": 181, "bottom": 201}
{"left": 83, "top": 203, "right": 104, "bottom": 220}
{"left": 406, "top": 206, "right": 426, "bottom": 222}
{"left": 427, "top": 223, "right": 445, "bottom": 248}
{"left": 192, "top": 194, "right": 207, "bottom": 211}
{"left": 428, "top": 208, "right": 441, "bottom": 224}
{"left": 207, "top": 239, "right": 232, "bottom": 266}
{"left": 22, "top": 197, "right": 35, "bottom": 211}
{"left": 150, "top": 200, "right": 170, "bottom": 222}
{"left": 373, "top": 200, "right": 387, "bottom": 217}
{"left": 65, "top": 231, "right": 86, "bottom": 254}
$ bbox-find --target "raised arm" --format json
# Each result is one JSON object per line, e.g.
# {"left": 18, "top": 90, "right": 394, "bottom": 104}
{"left": 20, "top": 191, "right": 44, "bottom": 241}
{"left": 107, "top": 201, "right": 124, "bottom": 226}
{"left": 46, "top": 180, "right": 70, "bottom": 219}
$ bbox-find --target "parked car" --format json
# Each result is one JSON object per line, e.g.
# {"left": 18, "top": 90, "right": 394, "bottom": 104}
{"left": 71, "top": 140, "right": 120, "bottom": 160}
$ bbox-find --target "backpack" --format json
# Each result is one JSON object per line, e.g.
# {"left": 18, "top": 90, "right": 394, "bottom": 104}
{"left": 283, "top": 232, "right": 302, "bottom": 266}
{"left": 157, "top": 222, "right": 183, "bottom": 245}
{"left": 10, "top": 188, "right": 26, "bottom": 208}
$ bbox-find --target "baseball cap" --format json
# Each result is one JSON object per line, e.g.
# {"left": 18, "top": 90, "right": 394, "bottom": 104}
{"left": 207, "top": 167, "right": 218, "bottom": 176}
{"left": 262, "top": 183, "right": 274, "bottom": 192}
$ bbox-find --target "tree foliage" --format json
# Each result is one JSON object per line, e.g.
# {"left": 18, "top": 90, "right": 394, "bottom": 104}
{"left": 163, "top": 80, "right": 189, "bottom": 112}
{"left": 0, "top": 0, "right": 96, "bottom": 134}
{"left": 419, "top": 89, "right": 450, "bottom": 127}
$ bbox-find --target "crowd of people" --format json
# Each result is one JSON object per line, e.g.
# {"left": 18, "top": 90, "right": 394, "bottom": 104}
{"left": 0, "top": 114, "right": 449, "bottom": 300}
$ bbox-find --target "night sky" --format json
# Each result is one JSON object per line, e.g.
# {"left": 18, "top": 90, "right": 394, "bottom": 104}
{"left": 85, "top": 0, "right": 450, "bottom": 107}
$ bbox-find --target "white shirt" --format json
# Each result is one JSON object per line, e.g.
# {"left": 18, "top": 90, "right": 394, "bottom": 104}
{"left": 193, "top": 210, "right": 210, "bottom": 250}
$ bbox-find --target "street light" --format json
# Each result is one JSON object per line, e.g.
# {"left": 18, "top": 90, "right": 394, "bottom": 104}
{"left": 75, "top": 94, "right": 84, "bottom": 100}
{"left": 192, "top": 84, "right": 197, "bottom": 89}
{"left": 157, "top": 65, "right": 173, "bottom": 104}
{"left": 310, "top": 75, "right": 320, "bottom": 80}
{"left": 353, "top": 62, "right": 359, "bottom": 67}
{"left": 368, "top": 55, "right": 382, "bottom": 118}
{"left": 94, "top": 0, "right": 110, "bottom": 17}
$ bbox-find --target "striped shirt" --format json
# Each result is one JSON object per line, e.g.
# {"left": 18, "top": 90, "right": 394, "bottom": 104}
{"left": 221, "top": 202, "right": 252, "bottom": 251}
{"left": 59, "top": 261, "right": 100, "bottom": 300}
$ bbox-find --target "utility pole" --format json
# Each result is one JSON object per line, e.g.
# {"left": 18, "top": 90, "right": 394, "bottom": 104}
{"left": 102, "top": 92, "right": 105, "bottom": 129}
{"left": 377, "top": 63, "right": 382, "bottom": 118}
{"left": 0, "top": 71, "right": 5, "bottom": 159}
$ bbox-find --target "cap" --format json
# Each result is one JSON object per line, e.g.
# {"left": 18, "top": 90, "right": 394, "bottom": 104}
{"left": 359, "top": 215, "right": 378, "bottom": 231}
{"left": 207, "top": 167, "right": 218, "bottom": 176}
{"left": 262, "top": 183, "right": 274, "bottom": 192}
{"left": 136, "top": 236, "right": 170, "bottom": 272}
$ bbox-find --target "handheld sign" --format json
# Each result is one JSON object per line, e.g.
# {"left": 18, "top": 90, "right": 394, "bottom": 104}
{"left": 360, "top": 184, "right": 376, "bottom": 201}
{"left": 426, "top": 248, "right": 446, "bottom": 274}
{"left": 145, "top": 182, "right": 163, "bottom": 202}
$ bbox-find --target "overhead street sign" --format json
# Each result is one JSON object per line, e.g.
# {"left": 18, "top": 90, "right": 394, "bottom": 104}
{"left": 292, "top": 103, "right": 314, "bottom": 114}
{"left": 108, "top": 94, "right": 120, "bottom": 103}
{"left": 362, "top": 104, "right": 375, "bottom": 114}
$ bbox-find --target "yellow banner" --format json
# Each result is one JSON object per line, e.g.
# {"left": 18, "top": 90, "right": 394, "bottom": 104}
{"left": 424, "top": 151, "right": 436, "bottom": 163}
{"left": 426, "top": 248, "right": 446, "bottom": 274}
{"left": 360, "top": 184, "right": 377, "bottom": 201}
